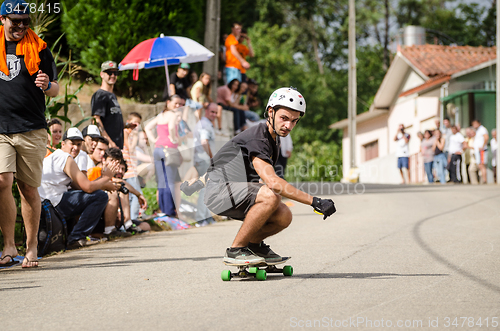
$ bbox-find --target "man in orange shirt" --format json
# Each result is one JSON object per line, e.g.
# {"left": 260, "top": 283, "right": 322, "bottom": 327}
{"left": 225, "top": 22, "right": 250, "bottom": 83}
{"left": 236, "top": 31, "right": 254, "bottom": 83}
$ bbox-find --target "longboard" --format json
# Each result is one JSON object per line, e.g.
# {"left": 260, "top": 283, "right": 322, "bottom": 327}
{"left": 221, "top": 257, "right": 293, "bottom": 281}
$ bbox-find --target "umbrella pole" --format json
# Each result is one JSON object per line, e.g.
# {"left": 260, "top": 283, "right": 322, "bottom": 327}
{"left": 165, "top": 60, "right": 171, "bottom": 98}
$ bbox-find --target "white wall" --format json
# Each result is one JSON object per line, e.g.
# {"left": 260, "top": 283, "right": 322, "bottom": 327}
{"left": 342, "top": 114, "right": 388, "bottom": 177}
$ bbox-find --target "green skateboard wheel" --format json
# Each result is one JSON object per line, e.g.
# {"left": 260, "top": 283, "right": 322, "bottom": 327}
{"left": 256, "top": 269, "right": 267, "bottom": 281}
{"left": 221, "top": 270, "right": 232, "bottom": 281}
{"left": 248, "top": 267, "right": 258, "bottom": 274}
{"left": 283, "top": 265, "right": 293, "bottom": 276}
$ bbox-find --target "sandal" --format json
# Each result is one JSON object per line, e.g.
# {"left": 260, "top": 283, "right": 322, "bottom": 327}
{"left": 22, "top": 257, "right": 39, "bottom": 268}
{"left": 0, "top": 255, "right": 19, "bottom": 267}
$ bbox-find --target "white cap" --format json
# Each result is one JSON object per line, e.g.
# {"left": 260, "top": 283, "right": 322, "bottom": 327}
{"left": 63, "top": 127, "right": 84, "bottom": 141}
{"left": 82, "top": 125, "right": 102, "bottom": 138}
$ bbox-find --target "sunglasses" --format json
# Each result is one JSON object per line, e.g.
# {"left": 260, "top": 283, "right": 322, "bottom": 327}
{"left": 6, "top": 16, "right": 30, "bottom": 27}
{"left": 104, "top": 71, "right": 120, "bottom": 76}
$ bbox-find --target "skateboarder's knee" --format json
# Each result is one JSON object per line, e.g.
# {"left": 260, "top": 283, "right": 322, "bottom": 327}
{"left": 258, "top": 186, "right": 281, "bottom": 209}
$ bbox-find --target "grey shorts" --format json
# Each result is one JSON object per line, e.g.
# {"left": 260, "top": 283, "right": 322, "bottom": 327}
{"left": 204, "top": 179, "right": 263, "bottom": 220}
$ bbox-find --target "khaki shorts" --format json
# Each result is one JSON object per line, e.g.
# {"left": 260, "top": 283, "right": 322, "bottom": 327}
{"left": 0, "top": 129, "right": 47, "bottom": 187}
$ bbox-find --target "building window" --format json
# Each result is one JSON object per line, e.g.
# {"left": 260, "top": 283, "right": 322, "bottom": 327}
{"left": 364, "top": 140, "right": 379, "bottom": 162}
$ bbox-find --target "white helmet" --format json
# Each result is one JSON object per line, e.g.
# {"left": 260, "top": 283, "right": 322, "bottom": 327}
{"left": 266, "top": 87, "right": 306, "bottom": 114}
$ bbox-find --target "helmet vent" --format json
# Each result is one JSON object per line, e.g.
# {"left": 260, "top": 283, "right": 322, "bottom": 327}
{"left": 299, "top": 101, "right": 303, "bottom": 105}
{"left": 290, "top": 98, "right": 294, "bottom": 102}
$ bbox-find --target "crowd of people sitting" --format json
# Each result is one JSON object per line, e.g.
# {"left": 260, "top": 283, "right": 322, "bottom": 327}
{"left": 417, "top": 118, "right": 497, "bottom": 184}
{"left": 36, "top": 58, "right": 265, "bottom": 253}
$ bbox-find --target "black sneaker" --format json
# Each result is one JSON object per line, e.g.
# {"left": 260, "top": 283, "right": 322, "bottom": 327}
{"left": 104, "top": 228, "right": 133, "bottom": 240}
{"left": 223, "top": 247, "right": 265, "bottom": 265}
{"left": 126, "top": 224, "right": 147, "bottom": 235}
{"left": 248, "top": 241, "right": 282, "bottom": 262}
{"left": 67, "top": 237, "right": 100, "bottom": 250}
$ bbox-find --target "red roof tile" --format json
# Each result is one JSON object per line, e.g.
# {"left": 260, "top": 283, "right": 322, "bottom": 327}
{"left": 400, "top": 45, "right": 496, "bottom": 77}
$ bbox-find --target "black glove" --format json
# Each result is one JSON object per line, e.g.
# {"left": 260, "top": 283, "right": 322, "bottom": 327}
{"left": 180, "top": 180, "right": 205, "bottom": 196}
{"left": 311, "top": 197, "right": 336, "bottom": 220}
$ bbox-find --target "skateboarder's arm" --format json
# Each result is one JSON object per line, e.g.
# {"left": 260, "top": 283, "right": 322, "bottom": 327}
{"left": 252, "top": 156, "right": 313, "bottom": 205}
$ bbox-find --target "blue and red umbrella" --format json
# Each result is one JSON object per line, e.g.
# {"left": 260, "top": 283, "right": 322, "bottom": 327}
{"left": 119, "top": 35, "right": 214, "bottom": 81}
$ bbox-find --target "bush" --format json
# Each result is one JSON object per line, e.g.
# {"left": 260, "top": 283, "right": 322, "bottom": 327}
{"left": 285, "top": 141, "right": 342, "bottom": 182}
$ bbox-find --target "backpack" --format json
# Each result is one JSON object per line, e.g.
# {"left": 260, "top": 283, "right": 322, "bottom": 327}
{"left": 38, "top": 199, "right": 67, "bottom": 257}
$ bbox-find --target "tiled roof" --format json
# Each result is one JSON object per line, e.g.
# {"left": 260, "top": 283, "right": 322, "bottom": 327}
{"left": 400, "top": 45, "right": 496, "bottom": 77}
{"left": 399, "top": 74, "right": 450, "bottom": 97}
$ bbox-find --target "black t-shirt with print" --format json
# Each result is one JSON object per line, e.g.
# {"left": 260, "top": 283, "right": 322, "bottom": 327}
{"left": 169, "top": 72, "right": 190, "bottom": 100}
{"left": 0, "top": 40, "right": 57, "bottom": 134}
{"left": 91, "top": 89, "right": 124, "bottom": 149}
{"left": 207, "top": 122, "right": 280, "bottom": 183}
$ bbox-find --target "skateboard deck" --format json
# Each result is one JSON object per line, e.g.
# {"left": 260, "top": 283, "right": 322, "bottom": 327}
{"left": 221, "top": 257, "right": 292, "bottom": 281}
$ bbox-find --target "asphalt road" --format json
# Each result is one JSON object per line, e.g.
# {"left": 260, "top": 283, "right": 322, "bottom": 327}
{"left": 1, "top": 184, "right": 500, "bottom": 330}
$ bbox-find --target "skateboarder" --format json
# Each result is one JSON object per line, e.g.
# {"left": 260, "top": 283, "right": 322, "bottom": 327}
{"left": 181, "top": 87, "right": 336, "bottom": 265}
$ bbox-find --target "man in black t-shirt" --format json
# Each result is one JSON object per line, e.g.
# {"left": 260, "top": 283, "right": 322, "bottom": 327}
{"left": 0, "top": 0, "right": 59, "bottom": 268}
{"left": 91, "top": 61, "right": 124, "bottom": 149}
{"left": 162, "top": 63, "right": 191, "bottom": 101}
{"left": 182, "top": 87, "right": 337, "bottom": 265}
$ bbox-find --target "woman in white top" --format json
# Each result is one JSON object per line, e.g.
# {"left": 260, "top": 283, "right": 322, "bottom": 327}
{"left": 191, "top": 73, "right": 223, "bottom": 131}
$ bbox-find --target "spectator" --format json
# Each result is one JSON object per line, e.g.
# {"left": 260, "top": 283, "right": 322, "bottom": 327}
{"left": 236, "top": 30, "right": 254, "bottom": 83}
{"left": 192, "top": 103, "right": 217, "bottom": 224}
{"left": 46, "top": 118, "right": 63, "bottom": 157}
{"left": 394, "top": 124, "right": 410, "bottom": 184}
{"left": 87, "top": 147, "right": 132, "bottom": 239}
{"left": 145, "top": 95, "right": 184, "bottom": 218}
{"left": 0, "top": 0, "right": 59, "bottom": 268}
{"left": 247, "top": 78, "right": 261, "bottom": 111}
{"left": 88, "top": 137, "right": 109, "bottom": 169}
{"left": 91, "top": 61, "right": 124, "bottom": 149}
{"left": 191, "top": 72, "right": 224, "bottom": 133}
{"left": 235, "top": 81, "right": 260, "bottom": 123}
{"left": 417, "top": 131, "right": 423, "bottom": 141}
{"left": 441, "top": 117, "right": 452, "bottom": 159}
{"left": 136, "top": 131, "right": 154, "bottom": 186}
{"left": 78, "top": 125, "right": 102, "bottom": 174}
{"left": 466, "top": 128, "right": 480, "bottom": 184}
{"left": 448, "top": 125, "right": 464, "bottom": 183}
{"left": 491, "top": 128, "right": 497, "bottom": 183}
{"left": 462, "top": 127, "right": 474, "bottom": 184}
{"left": 220, "top": 33, "right": 228, "bottom": 84}
{"left": 114, "top": 160, "right": 150, "bottom": 233}
{"left": 123, "top": 112, "right": 145, "bottom": 221}
{"left": 276, "top": 133, "right": 293, "bottom": 179}
{"left": 81, "top": 124, "right": 101, "bottom": 155}
{"left": 217, "top": 79, "right": 247, "bottom": 134}
{"left": 38, "top": 128, "right": 118, "bottom": 249}
{"left": 163, "top": 63, "right": 190, "bottom": 101}
{"left": 225, "top": 22, "right": 250, "bottom": 83}
{"left": 471, "top": 119, "right": 489, "bottom": 184}
{"left": 420, "top": 130, "right": 435, "bottom": 183}
{"left": 432, "top": 129, "right": 447, "bottom": 184}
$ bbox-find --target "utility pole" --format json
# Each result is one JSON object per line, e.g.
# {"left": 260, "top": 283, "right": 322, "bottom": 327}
{"left": 203, "top": 0, "right": 221, "bottom": 101}
{"left": 497, "top": 0, "right": 500, "bottom": 184}
{"left": 348, "top": 0, "right": 357, "bottom": 170}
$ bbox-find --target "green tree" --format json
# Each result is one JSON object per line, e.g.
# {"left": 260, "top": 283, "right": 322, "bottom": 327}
{"left": 61, "top": 0, "right": 205, "bottom": 101}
